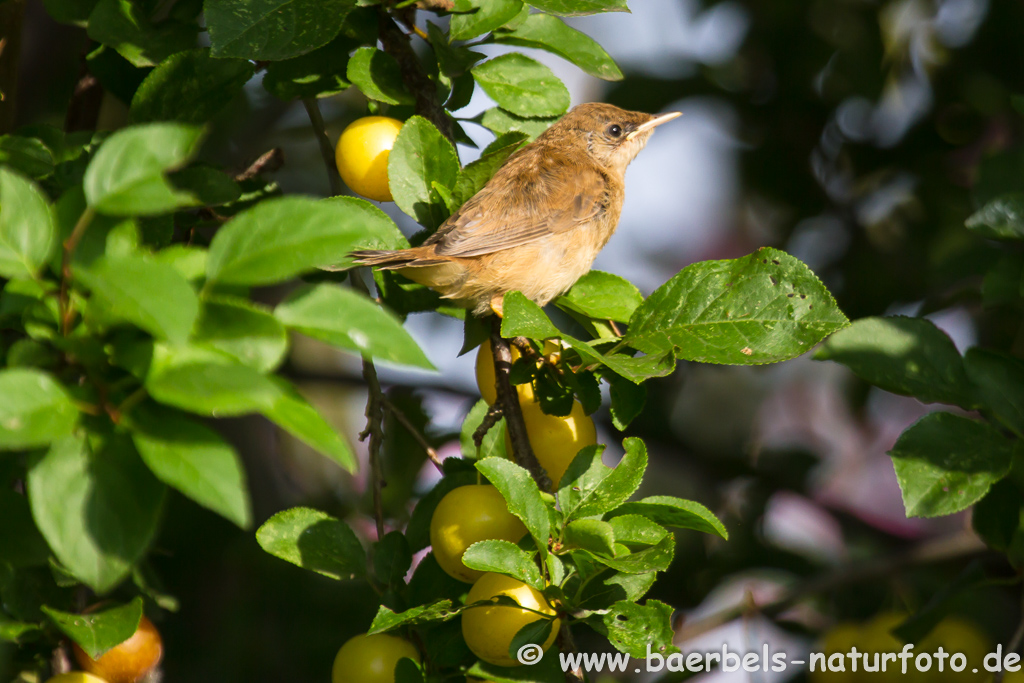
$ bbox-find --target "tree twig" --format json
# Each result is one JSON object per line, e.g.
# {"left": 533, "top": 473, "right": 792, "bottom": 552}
{"left": 60, "top": 207, "right": 96, "bottom": 334}
{"left": 377, "top": 8, "right": 455, "bottom": 144}
{"left": 490, "top": 316, "right": 550, "bottom": 489}
{"left": 64, "top": 69, "right": 103, "bottom": 133}
{"left": 558, "top": 620, "right": 584, "bottom": 682}
{"left": 472, "top": 402, "right": 503, "bottom": 449}
{"left": 234, "top": 147, "right": 284, "bottom": 182}
{"left": 302, "top": 97, "right": 344, "bottom": 196}
{"left": 676, "top": 532, "right": 988, "bottom": 642}
{"left": 381, "top": 393, "right": 443, "bottom": 472}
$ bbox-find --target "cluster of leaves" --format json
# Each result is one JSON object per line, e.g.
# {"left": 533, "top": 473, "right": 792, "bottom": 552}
{"left": 814, "top": 129, "right": 1024, "bottom": 564}
{"left": 0, "top": 0, "right": 856, "bottom": 679}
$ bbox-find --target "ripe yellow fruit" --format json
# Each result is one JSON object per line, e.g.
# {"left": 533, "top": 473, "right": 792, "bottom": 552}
{"left": 919, "top": 618, "right": 989, "bottom": 682}
{"left": 507, "top": 399, "right": 596, "bottom": 489}
{"left": 335, "top": 116, "right": 403, "bottom": 202}
{"left": 462, "top": 573, "right": 559, "bottom": 667}
{"left": 475, "top": 339, "right": 532, "bottom": 405}
{"left": 73, "top": 615, "right": 163, "bottom": 683}
{"left": 44, "top": 675, "right": 109, "bottom": 683}
{"left": 810, "top": 621, "right": 864, "bottom": 683}
{"left": 332, "top": 633, "right": 420, "bottom": 683}
{"left": 430, "top": 485, "right": 528, "bottom": 583}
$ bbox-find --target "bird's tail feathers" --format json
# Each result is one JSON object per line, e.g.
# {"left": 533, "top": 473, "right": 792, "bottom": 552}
{"left": 349, "top": 249, "right": 448, "bottom": 270}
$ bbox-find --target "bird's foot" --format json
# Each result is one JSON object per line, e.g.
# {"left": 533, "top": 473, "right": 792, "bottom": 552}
{"left": 489, "top": 294, "right": 504, "bottom": 318}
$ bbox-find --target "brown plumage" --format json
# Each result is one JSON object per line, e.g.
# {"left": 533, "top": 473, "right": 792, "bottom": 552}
{"left": 351, "top": 102, "right": 680, "bottom": 316}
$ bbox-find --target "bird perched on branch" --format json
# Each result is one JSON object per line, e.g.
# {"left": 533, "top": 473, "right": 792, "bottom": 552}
{"left": 351, "top": 102, "right": 680, "bottom": 317}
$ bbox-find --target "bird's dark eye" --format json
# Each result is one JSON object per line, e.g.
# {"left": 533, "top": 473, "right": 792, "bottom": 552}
{"left": 607, "top": 124, "right": 622, "bottom": 138}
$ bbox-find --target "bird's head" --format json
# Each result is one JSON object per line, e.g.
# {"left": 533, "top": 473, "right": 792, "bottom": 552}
{"left": 542, "top": 102, "right": 681, "bottom": 173}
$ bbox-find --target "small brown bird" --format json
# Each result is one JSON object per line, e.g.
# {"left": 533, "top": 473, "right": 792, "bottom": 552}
{"left": 352, "top": 102, "right": 681, "bottom": 316}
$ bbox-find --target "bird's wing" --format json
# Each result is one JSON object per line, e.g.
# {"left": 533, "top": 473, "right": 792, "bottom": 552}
{"left": 425, "top": 153, "right": 608, "bottom": 258}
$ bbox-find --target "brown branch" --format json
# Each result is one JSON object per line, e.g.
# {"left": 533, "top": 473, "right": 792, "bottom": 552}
{"left": 472, "top": 402, "right": 504, "bottom": 449}
{"left": 491, "top": 316, "right": 550, "bottom": 489}
{"left": 0, "top": 0, "right": 24, "bottom": 134}
{"left": 377, "top": 8, "right": 455, "bottom": 144}
{"left": 558, "top": 620, "right": 584, "bottom": 682}
{"left": 381, "top": 394, "right": 443, "bottom": 473}
{"left": 60, "top": 207, "right": 96, "bottom": 334}
{"left": 676, "top": 532, "right": 988, "bottom": 643}
{"left": 234, "top": 147, "right": 284, "bottom": 182}
{"left": 302, "top": 97, "right": 344, "bottom": 196}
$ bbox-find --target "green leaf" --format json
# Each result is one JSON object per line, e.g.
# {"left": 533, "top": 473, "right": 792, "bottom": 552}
{"left": 368, "top": 601, "right": 458, "bottom": 634}
{"left": 578, "top": 571, "right": 657, "bottom": 611}
{"left": 889, "top": 412, "right": 1017, "bottom": 518}
{"left": 972, "top": 480, "right": 1024, "bottom": 565}
{"left": 346, "top": 47, "right": 414, "bottom": 105}
{"left": 83, "top": 122, "right": 204, "bottom": 215}
{"left": 130, "top": 48, "right": 253, "bottom": 124}
{"left": 43, "top": 0, "right": 99, "bottom": 25}
{"left": 598, "top": 600, "right": 678, "bottom": 658}
{"left": 321, "top": 196, "right": 410, "bottom": 266}
{"left": 87, "top": 0, "right": 197, "bottom": 67}
{"left": 527, "top": 0, "right": 630, "bottom": 16}
{"left": 476, "top": 458, "right": 550, "bottom": 559}
{"left": 0, "top": 488, "right": 50, "bottom": 566}
{"left": 480, "top": 108, "right": 556, "bottom": 140}
{"left": 0, "top": 369, "right": 78, "bottom": 450}
{"left": 193, "top": 296, "right": 288, "bottom": 372}
{"left": 0, "top": 169, "right": 57, "bottom": 279}
{"left": 472, "top": 54, "right": 570, "bottom": 118}
{"left": 508, "top": 619, "right": 554, "bottom": 663}
{"left": 152, "top": 245, "right": 207, "bottom": 282}
{"left": 373, "top": 531, "right": 412, "bottom": 586}
{"left": 144, "top": 344, "right": 356, "bottom": 471}
{"left": 451, "top": 0, "right": 524, "bottom": 40}
{"left": 169, "top": 166, "right": 242, "bottom": 207}
{"left": 388, "top": 116, "right": 460, "bottom": 230}
{"left": 262, "top": 33, "right": 355, "bottom": 100}
{"left": 607, "top": 515, "right": 667, "bottom": 546}
{"left": 42, "top": 597, "right": 142, "bottom": 659}
{"left": 609, "top": 495, "right": 727, "bottom": 539}
{"left": 0, "top": 135, "right": 55, "bottom": 178}
{"left": 255, "top": 507, "right": 365, "bottom": 580}
{"left": 607, "top": 372, "right": 645, "bottom": 430}
{"left": 965, "top": 192, "right": 1024, "bottom": 240}
{"left": 452, "top": 132, "right": 526, "bottom": 207}
{"left": 27, "top": 434, "right": 166, "bottom": 593}
{"left": 556, "top": 270, "right": 641, "bottom": 324}
{"left": 627, "top": 247, "right": 848, "bottom": 365}
{"left": 502, "top": 292, "right": 675, "bottom": 383}
{"left": 206, "top": 0, "right": 355, "bottom": 61}
{"left": 0, "top": 617, "right": 42, "bottom": 644}
{"left": 814, "top": 316, "right": 975, "bottom": 409}
{"left": 463, "top": 540, "right": 543, "bottom": 590}
{"left": 206, "top": 196, "right": 397, "bottom": 285}
{"left": 76, "top": 253, "right": 200, "bottom": 345}
{"left": 275, "top": 284, "right": 433, "bottom": 370}
{"left": 964, "top": 348, "right": 1024, "bottom": 437}
{"left": 590, "top": 534, "right": 674, "bottom": 574}
{"left": 557, "top": 438, "right": 647, "bottom": 520}
{"left": 493, "top": 13, "right": 622, "bottom": 80}
{"left": 130, "top": 403, "right": 251, "bottom": 529}
{"left": 563, "top": 519, "right": 616, "bottom": 557}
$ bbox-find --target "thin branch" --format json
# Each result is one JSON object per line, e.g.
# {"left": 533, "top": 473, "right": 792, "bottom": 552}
{"left": 377, "top": 8, "right": 455, "bottom": 144}
{"left": 64, "top": 70, "right": 103, "bottom": 133}
{"left": 60, "top": 207, "right": 96, "bottom": 334}
{"left": 472, "top": 402, "right": 503, "bottom": 449}
{"left": 676, "top": 532, "right": 988, "bottom": 642}
{"left": 381, "top": 394, "right": 443, "bottom": 473}
{"left": 234, "top": 147, "right": 284, "bottom": 182}
{"left": 558, "top": 620, "right": 584, "bottom": 682}
{"left": 302, "top": 97, "right": 344, "bottom": 196}
{"left": 490, "top": 316, "right": 550, "bottom": 489}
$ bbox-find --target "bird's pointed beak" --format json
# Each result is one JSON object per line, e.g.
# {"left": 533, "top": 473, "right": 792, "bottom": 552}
{"left": 626, "top": 111, "right": 682, "bottom": 140}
